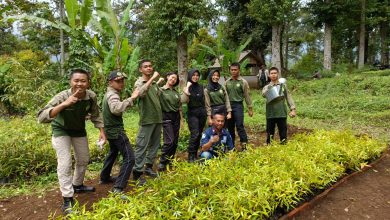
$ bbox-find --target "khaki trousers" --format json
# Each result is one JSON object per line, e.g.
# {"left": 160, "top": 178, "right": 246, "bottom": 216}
{"left": 52, "top": 136, "right": 89, "bottom": 197}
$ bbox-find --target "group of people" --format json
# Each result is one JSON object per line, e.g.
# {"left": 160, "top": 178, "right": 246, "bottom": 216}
{"left": 37, "top": 59, "right": 296, "bottom": 215}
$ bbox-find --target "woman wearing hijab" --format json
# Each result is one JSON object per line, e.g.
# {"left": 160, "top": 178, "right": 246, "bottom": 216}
{"left": 181, "top": 69, "right": 207, "bottom": 163}
{"left": 204, "top": 69, "right": 232, "bottom": 126}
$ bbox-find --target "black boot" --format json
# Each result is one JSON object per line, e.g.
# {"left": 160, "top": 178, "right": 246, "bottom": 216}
{"left": 188, "top": 153, "right": 196, "bottom": 163}
{"left": 62, "top": 197, "right": 75, "bottom": 215}
{"left": 157, "top": 163, "right": 166, "bottom": 172}
{"left": 132, "top": 170, "right": 146, "bottom": 186}
{"left": 144, "top": 163, "right": 158, "bottom": 178}
{"left": 240, "top": 142, "right": 247, "bottom": 152}
{"left": 73, "top": 184, "right": 95, "bottom": 193}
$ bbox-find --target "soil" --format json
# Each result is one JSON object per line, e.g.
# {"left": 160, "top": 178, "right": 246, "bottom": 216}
{"left": 3, "top": 125, "right": 386, "bottom": 220}
{"left": 289, "top": 149, "right": 390, "bottom": 220}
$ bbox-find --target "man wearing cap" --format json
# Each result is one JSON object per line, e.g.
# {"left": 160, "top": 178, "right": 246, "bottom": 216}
{"left": 132, "top": 59, "right": 162, "bottom": 184}
{"left": 100, "top": 70, "right": 139, "bottom": 193}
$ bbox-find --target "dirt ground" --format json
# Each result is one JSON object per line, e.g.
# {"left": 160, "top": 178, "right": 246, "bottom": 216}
{"left": 3, "top": 125, "right": 387, "bottom": 220}
{"left": 290, "top": 150, "right": 390, "bottom": 220}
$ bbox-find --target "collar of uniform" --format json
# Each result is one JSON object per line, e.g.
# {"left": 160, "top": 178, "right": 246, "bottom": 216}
{"left": 162, "top": 85, "right": 175, "bottom": 91}
{"left": 66, "top": 89, "right": 92, "bottom": 100}
{"left": 226, "top": 76, "right": 243, "bottom": 81}
{"left": 211, "top": 126, "right": 225, "bottom": 135}
{"left": 269, "top": 81, "right": 281, "bottom": 86}
{"left": 107, "top": 86, "right": 120, "bottom": 94}
{"left": 138, "top": 76, "right": 157, "bottom": 84}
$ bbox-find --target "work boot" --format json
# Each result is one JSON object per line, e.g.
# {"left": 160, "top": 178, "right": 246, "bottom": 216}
{"left": 132, "top": 170, "right": 146, "bottom": 186}
{"left": 99, "top": 176, "right": 118, "bottom": 184}
{"left": 188, "top": 153, "right": 196, "bottom": 163}
{"left": 240, "top": 142, "right": 247, "bottom": 151}
{"left": 62, "top": 197, "right": 75, "bottom": 215}
{"left": 73, "top": 184, "right": 95, "bottom": 193}
{"left": 144, "top": 163, "right": 158, "bottom": 178}
{"left": 111, "top": 187, "right": 129, "bottom": 200}
{"left": 157, "top": 163, "right": 166, "bottom": 172}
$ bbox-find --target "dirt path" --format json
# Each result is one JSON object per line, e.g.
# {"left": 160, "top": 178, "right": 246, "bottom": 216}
{"left": 291, "top": 150, "right": 390, "bottom": 220}
{"left": 0, "top": 125, "right": 310, "bottom": 220}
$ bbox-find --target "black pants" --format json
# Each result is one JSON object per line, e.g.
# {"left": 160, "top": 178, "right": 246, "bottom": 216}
{"left": 100, "top": 130, "right": 135, "bottom": 189}
{"left": 187, "top": 107, "right": 207, "bottom": 154}
{"left": 266, "top": 118, "right": 287, "bottom": 144}
{"left": 227, "top": 102, "right": 248, "bottom": 144}
{"left": 159, "top": 112, "right": 180, "bottom": 165}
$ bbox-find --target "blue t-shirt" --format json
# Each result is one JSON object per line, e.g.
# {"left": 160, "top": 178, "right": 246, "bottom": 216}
{"left": 200, "top": 127, "right": 234, "bottom": 152}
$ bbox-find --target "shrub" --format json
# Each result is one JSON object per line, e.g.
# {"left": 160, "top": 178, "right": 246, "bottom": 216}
{"left": 0, "top": 115, "right": 107, "bottom": 181}
{"left": 0, "top": 50, "right": 60, "bottom": 114}
{"left": 70, "top": 130, "right": 386, "bottom": 219}
{"left": 290, "top": 52, "right": 322, "bottom": 79}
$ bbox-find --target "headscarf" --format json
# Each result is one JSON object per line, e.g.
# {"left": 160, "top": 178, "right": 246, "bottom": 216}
{"left": 207, "top": 69, "right": 221, "bottom": 92}
{"left": 187, "top": 69, "right": 204, "bottom": 104}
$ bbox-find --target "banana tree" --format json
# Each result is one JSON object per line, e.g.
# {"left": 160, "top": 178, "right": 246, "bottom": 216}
{"left": 199, "top": 24, "right": 252, "bottom": 76}
{"left": 5, "top": 0, "right": 138, "bottom": 75}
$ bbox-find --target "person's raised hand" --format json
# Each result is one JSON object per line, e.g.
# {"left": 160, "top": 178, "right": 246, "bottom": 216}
{"left": 210, "top": 135, "right": 220, "bottom": 144}
{"left": 63, "top": 89, "right": 81, "bottom": 107}
{"left": 152, "top": 71, "right": 160, "bottom": 79}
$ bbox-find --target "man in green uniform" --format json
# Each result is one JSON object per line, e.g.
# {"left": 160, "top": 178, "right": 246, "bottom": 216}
{"left": 133, "top": 59, "right": 162, "bottom": 184}
{"left": 262, "top": 67, "right": 296, "bottom": 144}
{"left": 225, "top": 63, "right": 253, "bottom": 150}
{"left": 100, "top": 70, "right": 139, "bottom": 192}
{"left": 37, "top": 69, "right": 106, "bottom": 214}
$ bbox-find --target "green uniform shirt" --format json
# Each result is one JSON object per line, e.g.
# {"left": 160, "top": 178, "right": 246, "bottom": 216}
{"left": 204, "top": 86, "right": 232, "bottom": 116}
{"left": 37, "top": 89, "right": 103, "bottom": 137}
{"left": 102, "top": 86, "right": 135, "bottom": 139}
{"left": 160, "top": 85, "right": 181, "bottom": 112}
{"left": 134, "top": 77, "right": 162, "bottom": 125}
{"left": 225, "top": 76, "right": 253, "bottom": 108}
{"left": 207, "top": 88, "right": 225, "bottom": 105}
{"left": 262, "top": 82, "right": 296, "bottom": 119}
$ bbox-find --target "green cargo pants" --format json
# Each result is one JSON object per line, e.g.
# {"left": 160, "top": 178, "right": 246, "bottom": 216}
{"left": 134, "top": 123, "right": 162, "bottom": 172}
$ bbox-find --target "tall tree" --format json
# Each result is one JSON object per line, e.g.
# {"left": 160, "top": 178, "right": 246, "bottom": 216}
{"left": 376, "top": 0, "right": 390, "bottom": 65}
{"left": 140, "top": 0, "right": 215, "bottom": 84}
{"left": 58, "top": 0, "right": 66, "bottom": 76}
{"left": 307, "top": 0, "right": 351, "bottom": 71}
{"left": 358, "top": 0, "right": 366, "bottom": 69}
{"left": 218, "top": 0, "right": 271, "bottom": 67}
{"left": 248, "top": 0, "right": 300, "bottom": 75}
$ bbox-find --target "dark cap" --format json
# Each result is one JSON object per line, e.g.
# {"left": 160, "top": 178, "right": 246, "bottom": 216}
{"left": 108, "top": 70, "right": 128, "bottom": 81}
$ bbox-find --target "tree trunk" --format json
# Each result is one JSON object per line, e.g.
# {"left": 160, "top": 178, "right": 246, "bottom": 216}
{"left": 284, "top": 23, "right": 289, "bottom": 71}
{"left": 177, "top": 34, "right": 188, "bottom": 88}
{"left": 380, "top": 21, "right": 389, "bottom": 65}
{"left": 255, "top": 47, "right": 265, "bottom": 66}
{"left": 358, "top": 0, "right": 366, "bottom": 69}
{"left": 59, "top": 0, "right": 65, "bottom": 76}
{"left": 324, "top": 22, "right": 332, "bottom": 71}
{"left": 272, "top": 24, "right": 282, "bottom": 77}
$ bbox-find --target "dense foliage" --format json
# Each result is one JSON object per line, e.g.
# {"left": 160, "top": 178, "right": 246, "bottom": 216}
{"left": 69, "top": 130, "right": 386, "bottom": 219}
